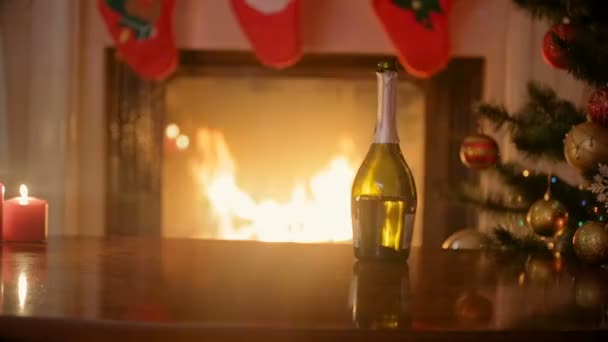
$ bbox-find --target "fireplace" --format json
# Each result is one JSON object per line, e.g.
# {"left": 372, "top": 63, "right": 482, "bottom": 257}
{"left": 106, "top": 50, "right": 482, "bottom": 247}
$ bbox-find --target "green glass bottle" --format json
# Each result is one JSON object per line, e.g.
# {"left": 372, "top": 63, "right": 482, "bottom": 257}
{"left": 351, "top": 60, "right": 417, "bottom": 261}
{"left": 349, "top": 261, "right": 411, "bottom": 329}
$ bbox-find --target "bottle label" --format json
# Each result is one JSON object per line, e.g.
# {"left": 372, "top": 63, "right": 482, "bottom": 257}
{"left": 352, "top": 215, "right": 360, "bottom": 248}
{"left": 352, "top": 197, "right": 415, "bottom": 252}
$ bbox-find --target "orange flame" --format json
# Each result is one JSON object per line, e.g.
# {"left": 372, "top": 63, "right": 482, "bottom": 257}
{"left": 192, "top": 128, "right": 356, "bottom": 242}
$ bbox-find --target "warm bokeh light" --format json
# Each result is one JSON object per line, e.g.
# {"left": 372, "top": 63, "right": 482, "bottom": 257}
{"left": 165, "top": 123, "right": 180, "bottom": 139}
{"left": 18, "top": 272, "right": 28, "bottom": 310}
{"left": 192, "top": 128, "right": 356, "bottom": 242}
{"left": 522, "top": 169, "right": 530, "bottom": 177}
{"left": 176, "top": 134, "right": 190, "bottom": 150}
{"left": 19, "top": 184, "right": 29, "bottom": 205}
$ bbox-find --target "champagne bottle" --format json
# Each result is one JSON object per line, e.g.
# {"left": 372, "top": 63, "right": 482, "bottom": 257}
{"left": 351, "top": 60, "right": 417, "bottom": 261}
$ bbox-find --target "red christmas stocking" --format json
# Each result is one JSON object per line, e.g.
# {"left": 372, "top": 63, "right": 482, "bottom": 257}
{"left": 98, "top": 0, "right": 178, "bottom": 80}
{"left": 230, "top": 0, "right": 302, "bottom": 69}
{"left": 372, "top": 0, "right": 452, "bottom": 78}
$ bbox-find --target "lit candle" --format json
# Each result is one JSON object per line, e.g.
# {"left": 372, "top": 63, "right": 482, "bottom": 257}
{"left": 0, "top": 182, "right": 4, "bottom": 237}
{"left": 2, "top": 185, "right": 47, "bottom": 242}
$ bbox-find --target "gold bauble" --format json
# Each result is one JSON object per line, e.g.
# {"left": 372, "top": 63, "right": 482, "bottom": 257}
{"left": 564, "top": 122, "right": 608, "bottom": 172}
{"left": 524, "top": 254, "right": 562, "bottom": 285}
{"left": 573, "top": 221, "right": 608, "bottom": 264}
{"left": 526, "top": 196, "right": 568, "bottom": 237}
{"left": 574, "top": 273, "right": 606, "bottom": 309}
{"left": 442, "top": 229, "right": 490, "bottom": 250}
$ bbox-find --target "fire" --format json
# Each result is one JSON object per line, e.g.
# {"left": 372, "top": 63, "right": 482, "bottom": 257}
{"left": 192, "top": 128, "right": 356, "bottom": 242}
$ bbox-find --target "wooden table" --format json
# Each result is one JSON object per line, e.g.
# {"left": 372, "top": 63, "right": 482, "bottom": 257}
{"left": 0, "top": 238, "right": 606, "bottom": 341}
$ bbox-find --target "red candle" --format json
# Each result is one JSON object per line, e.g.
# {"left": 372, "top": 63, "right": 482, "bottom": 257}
{"left": 0, "top": 182, "right": 4, "bottom": 237}
{"left": 2, "top": 185, "right": 47, "bottom": 242}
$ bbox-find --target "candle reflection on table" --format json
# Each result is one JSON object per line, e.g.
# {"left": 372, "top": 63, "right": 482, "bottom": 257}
{"left": 17, "top": 273, "right": 27, "bottom": 312}
{"left": 0, "top": 244, "right": 48, "bottom": 316}
{"left": 0, "top": 238, "right": 606, "bottom": 339}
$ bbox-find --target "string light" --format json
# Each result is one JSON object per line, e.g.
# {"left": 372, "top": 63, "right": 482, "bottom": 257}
{"left": 578, "top": 221, "right": 584, "bottom": 227}
{"left": 551, "top": 177, "right": 557, "bottom": 183}
{"left": 522, "top": 169, "right": 530, "bottom": 177}
{"left": 518, "top": 272, "right": 525, "bottom": 286}
{"left": 581, "top": 200, "right": 587, "bottom": 207}
{"left": 553, "top": 252, "right": 564, "bottom": 272}
{"left": 165, "top": 123, "right": 180, "bottom": 139}
{"left": 176, "top": 134, "right": 190, "bottom": 150}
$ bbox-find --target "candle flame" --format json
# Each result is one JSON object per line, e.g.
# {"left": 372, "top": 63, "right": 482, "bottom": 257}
{"left": 19, "top": 184, "right": 28, "bottom": 205}
{"left": 19, "top": 184, "right": 28, "bottom": 197}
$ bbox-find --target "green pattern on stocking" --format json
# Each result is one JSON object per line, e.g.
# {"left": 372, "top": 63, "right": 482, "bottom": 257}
{"left": 392, "top": 0, "right": 442, "bottom": 29}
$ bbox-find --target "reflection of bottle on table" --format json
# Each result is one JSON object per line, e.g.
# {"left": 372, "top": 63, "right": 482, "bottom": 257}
{"left": 349, "top": 261, "right": 411, "bottom": 329}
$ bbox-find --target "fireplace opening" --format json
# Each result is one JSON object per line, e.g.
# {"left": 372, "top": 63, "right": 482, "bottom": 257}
{"left": 163, "top": 67, "right": 424, "bottom": 241}
{"left": 106, "top": 50, "right": 483, "bottom": 247}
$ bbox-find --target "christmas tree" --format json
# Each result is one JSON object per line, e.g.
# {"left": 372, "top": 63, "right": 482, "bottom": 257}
{"left": 458, "top": 0, "right": 608, "bottom": 265}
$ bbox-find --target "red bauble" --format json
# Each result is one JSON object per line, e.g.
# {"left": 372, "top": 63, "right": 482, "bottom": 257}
{"left": 588, "top": 86, "right": 608, "bottom": 127}
{"left": 542, "top": 23, "right": 574, "bottom": 69}
{"left": 459, "top": 134, "right": 499, "bottom": 169}
{"left": 454, "top": 291, "right": 493, "bottom": 325}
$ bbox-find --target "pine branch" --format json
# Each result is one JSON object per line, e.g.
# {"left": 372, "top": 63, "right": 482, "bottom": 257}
{"left": 515, "top": 83, "right": 585, "bottom": 160}
{"left": 524, "top": 81, "right": 560, "bottom": 119}
{"left": 480, "top": 82, "right": 585, "bottom": 161}
{"left": 555, "top": 30, "right": 608, "bottom": 86}
{"left": 489, "top": 226, "right": 551, "bottom": 253}
{"left": 456, "top": 186, "right": 529, "bottom": 215}
{"left": 492, "top": 163, "right": 546, "bottom": 202}
{"left": 512, "top": 0, "right": 569, "bottom": 22}
{"left": 491, "top": 162, "right": 601, "bottom": 230}
{"left": 457, "top": 161, "right": 599, "bottom": 229}
{"left": 513, "top": 1, "right": 608, "bottom": 85}
{"left": 477, "top": 103, "right": 519, "bottom": 129}
{"left": 513, "top": 0, "right": 608, "bottom": 31}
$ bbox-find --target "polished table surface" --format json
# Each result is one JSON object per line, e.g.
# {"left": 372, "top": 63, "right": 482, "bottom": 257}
{"left": 0, "top": 238, "right": 607, "bottom": 341}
